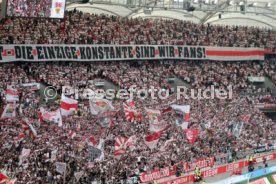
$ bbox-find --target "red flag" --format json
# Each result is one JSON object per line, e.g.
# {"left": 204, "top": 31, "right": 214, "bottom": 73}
{"left": 183, "top": 129, "right": 199, "bottom": 144}
{"left": 19, "top": 133, "right": 25, "bottom": 140}
{"left": 87, "top": 136, "right": 97, "bottom": 146}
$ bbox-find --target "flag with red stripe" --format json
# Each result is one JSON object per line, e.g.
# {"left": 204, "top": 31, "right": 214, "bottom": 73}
{"left": 206, "top": 47, "right": 264, "bottom": 61}
{"left": 5, "top": 85, "right": 19, "bottom": 102}
{"left": 60, "top": 95, "right": 78, "bottom": 116}
{"left": 22, "top": 118, "right": 37, "bottom": 140}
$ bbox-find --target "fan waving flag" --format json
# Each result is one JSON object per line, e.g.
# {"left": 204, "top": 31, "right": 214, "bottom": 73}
{"left": 5, "top": 85, "right": 19, "bottom": 102}
{"left": 145, "top": 131, "right": 163, "bottom": 150}
{"left": 60, "top": 95, "right": 78, "bottom": 116}
{"left": 123, "top": 100, "right": 143, "bottom": 122}
{"left": 171, "top": 104, "right": 190, "bottom": 129}
{"left": 183, "top": 128, "right": 199, "bottom": 144}
{"left": 22, "top": 118, "right": 37, "bottom": 140}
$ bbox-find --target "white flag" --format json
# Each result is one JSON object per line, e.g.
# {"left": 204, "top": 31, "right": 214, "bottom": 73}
{"left": 1, "top": 104, "right": 16, "bottom": 119}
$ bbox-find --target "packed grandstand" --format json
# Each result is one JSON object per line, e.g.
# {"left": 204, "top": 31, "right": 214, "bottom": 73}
{"left": 0, "top": 3, "right": 276, "bottom": 184}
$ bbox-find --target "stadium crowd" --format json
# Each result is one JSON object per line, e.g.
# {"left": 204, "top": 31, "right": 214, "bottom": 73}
{"left": 0, "top": 8, "right": 276, "bottom": 184}
{"left": 0, "top": 59, "right": 275, "bottom": 183}
{"left": 0, "top": 10, "right": 275, "bottom": 49}
{"left": 6, "top": 0, "right": 52, "bottom": 17}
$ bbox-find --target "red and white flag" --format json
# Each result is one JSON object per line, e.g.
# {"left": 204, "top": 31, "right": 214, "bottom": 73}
{"left": 146, "top": 108, "right": 167, "bottom": 132}
{"left": 86, "top": 136, "right": 97, "bottom": 146}
{"left": 1, "top": 104, "right": 16, "bottom": 119}
{"left": 60, "top": 95, "right": 78, "bottom": 116}
{"left": 171, "top": 104, "right": 190, "bottom": 129}
{"left": 22, "top": 118, "right": 37, "bottom": 140}
{"left": 183, "top": 128, "right": 199, "bottom": 144}
{"left": 114, "top": 137, "right": 128, "bottom": 159}
{"left": 5, "top": 85, "right": 19, "bottom": 102}
{"left": 145, "top": 131, "right": 163, "bottom": 150}
{"left": 206, "top": 47, "right": 264, "bottom": 61}
{"left": 0, "top": 170, "right": 16, "bottom": 184}
{"left": 89, "top": 99, "right": 114, "bottom": 115}
{"left": 123, "top": 100, "right": 143, "bottom": 122}
{"left": 40, "top": 108, "right": 62, "bottom": 127}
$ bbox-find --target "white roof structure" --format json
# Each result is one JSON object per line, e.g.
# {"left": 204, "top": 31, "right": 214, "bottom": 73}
{"left": 66, "top": 0, "right": 276, "bottom": 28}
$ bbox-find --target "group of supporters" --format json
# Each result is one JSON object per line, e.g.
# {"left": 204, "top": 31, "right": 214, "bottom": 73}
{"left": 0, "top": 9, "right": 275, "bottom": 48}
{"left": 6, "top": 0, "right": 52, "bottom": 17}
{"left": 0, "top": 59, "right": 275, "bottom": 183}
{"left": 0, "top": 8, "right": 275, "bottom": 184}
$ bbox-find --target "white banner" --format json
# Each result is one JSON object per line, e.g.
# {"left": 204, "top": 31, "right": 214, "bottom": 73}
{"left": 0, "top": 45, "right": 265, "bottom": 62}
{"left": 21, "top": 83, "right": 40, "bottom": 90}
